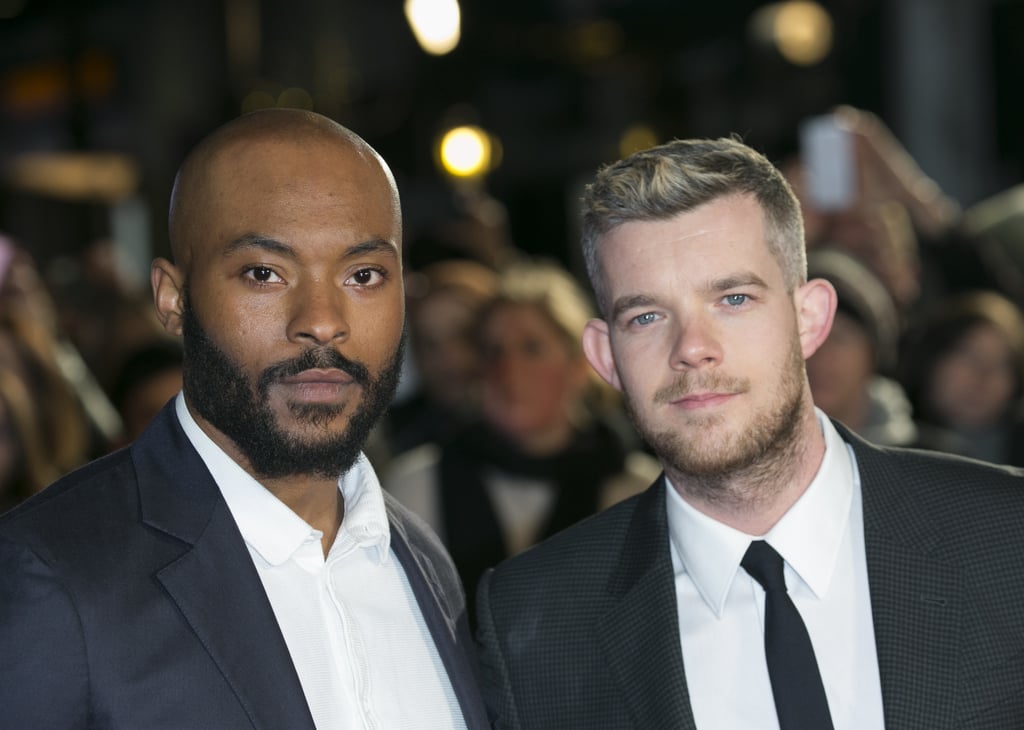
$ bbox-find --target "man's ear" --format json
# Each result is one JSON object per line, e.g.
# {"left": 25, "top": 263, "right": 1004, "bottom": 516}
{"left": 582, "top": 318, "right": 623, "bottom": 391}
{"left": 151, "top": 258, "right": 186, "bottom": 336}
{"left": 794, "top": 278, "right": 837, "bottom": 359}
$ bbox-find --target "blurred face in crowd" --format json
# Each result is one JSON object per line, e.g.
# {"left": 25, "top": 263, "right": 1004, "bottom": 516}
{"left": 928, "top": 322, "right": 1018, "bottom": 429}
{"left": 155, "top": 119, "right": 405, "bottom": 479}
{"left": 479, "top": 302, "right": 588, "bottom": 453}
{"left": 410, "top": 289, "right": 485, "bottom": 413}
{"left": 119, "top": 367, "right": 184, "bottom": 443}
{"left": 583, "top": 194, "right": 833, "bottom": 492}
{"left": 806, "top": 311, "right": 875, "bottom": 423}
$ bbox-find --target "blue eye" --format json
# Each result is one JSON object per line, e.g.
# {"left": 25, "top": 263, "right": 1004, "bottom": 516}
{"left": 724, "top": 294, "right": 748, "bottom": 306}
{"left": 633, "top": 312, "right": 658, "bottom": 326}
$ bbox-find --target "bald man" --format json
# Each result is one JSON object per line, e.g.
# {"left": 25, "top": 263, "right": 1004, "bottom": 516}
{"left": 0, "top": 109, "right": 489, "bottom": 729}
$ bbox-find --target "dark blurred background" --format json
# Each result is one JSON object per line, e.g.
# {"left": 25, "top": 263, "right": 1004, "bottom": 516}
{"left": 0, "top": 0, "right": 1021, "bottom": 284}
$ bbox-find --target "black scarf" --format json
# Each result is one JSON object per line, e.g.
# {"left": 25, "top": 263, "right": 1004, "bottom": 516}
{"left": 439, "top": 419, "right": 628, "bottom": 616}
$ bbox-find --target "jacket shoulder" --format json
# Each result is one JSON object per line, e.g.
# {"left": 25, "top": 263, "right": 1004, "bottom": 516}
{"left": 0, "top": 447, "right": 136, "bottom": 538}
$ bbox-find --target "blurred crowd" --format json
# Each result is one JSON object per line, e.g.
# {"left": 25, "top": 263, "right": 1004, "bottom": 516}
{"left": 0, "top": 234, "right": 183, "bottom": 513}
{"left": 3, "top": 106, "right": 1024, "bottom": 589}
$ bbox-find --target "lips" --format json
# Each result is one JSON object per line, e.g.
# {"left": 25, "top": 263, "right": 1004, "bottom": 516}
{"left": 278, "top": 368, "right": 355, "bottom": 386}
{"left": 671, "top": 391, "right": 735, "bottom": 410}
{"left": 275, "top": 368, "right": 356, "bottom": 404}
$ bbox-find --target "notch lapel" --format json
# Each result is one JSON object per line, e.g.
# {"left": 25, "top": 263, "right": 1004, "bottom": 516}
{"left": 134, "top": 405, "right": 315, "bottom": 730}
{"left": 596, "top": 481, "right": 696, "bottom": 730}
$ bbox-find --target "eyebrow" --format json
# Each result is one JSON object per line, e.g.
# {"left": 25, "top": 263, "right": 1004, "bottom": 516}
{"left": 706, "top": 272, "right": 769, "bottom": 292}
{"left": 221, "top": 234, "right": 398, "bottom": 260}
{"left": 611, "top": 294, "right": 657, "bottom": 321}
{"left": 609, "top": 271, "right": 770, "bottom": 320}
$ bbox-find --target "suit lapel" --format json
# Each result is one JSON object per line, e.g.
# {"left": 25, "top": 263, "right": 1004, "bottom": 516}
{"left": 596, "top": 480, "right": 697, "bottom": 730}
{"left": 848, "top": 430, "right": 961, "bottom": 730}
{"left": 133, "top": 405, "right": 315, "bottom": 730}
{"left": 387, "top": 502, "right": 491, "bottom": 730}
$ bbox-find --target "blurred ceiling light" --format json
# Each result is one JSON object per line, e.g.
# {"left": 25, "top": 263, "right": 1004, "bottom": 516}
{"left": 6, "top": 152, "right": 139, "bottom": 202}
{"left": 438, "top": 125, "right": 494, "bottom": 179}
{"left": 750, "top": 1, "right": 833, "bottom": 66}
{"left": 569, "top": 20, "right": 624, "bottom": 64}
{"left": 405, "top": 0, "right": 461, "bottom": 56}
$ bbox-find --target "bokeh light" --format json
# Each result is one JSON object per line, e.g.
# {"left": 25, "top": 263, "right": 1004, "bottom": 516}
{"left": 405, "top": 0, "right": 461, "bottom": 56}
{"left": 438, "top": 125, "right": 494, "bottom": 179}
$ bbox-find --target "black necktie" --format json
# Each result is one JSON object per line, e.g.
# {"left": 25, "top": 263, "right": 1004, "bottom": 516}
{"left": 741, "top": 540, "right": 834, "bottom": 730}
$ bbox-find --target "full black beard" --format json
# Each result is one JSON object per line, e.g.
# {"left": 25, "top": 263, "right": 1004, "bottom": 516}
{"left": 180, "top": 290, "right": 403, "bottom": 479}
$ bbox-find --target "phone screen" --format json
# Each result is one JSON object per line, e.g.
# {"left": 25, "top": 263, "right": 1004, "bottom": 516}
{"left": 799, "top": 115, "right": 856, "bottom": 211}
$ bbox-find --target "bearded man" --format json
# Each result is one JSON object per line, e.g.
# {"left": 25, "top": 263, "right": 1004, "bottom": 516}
{"left": 0, "top": 109, "right": 489, "bottom": 729}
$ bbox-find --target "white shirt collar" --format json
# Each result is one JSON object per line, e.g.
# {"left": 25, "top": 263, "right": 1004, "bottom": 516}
{"left": 665, "top": 408, "right": 854, "bottom": 616}
{"left": 174, "top": 392, "right": 391, "bottom": 566}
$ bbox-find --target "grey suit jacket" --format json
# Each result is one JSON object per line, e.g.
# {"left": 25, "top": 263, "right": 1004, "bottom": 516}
{"left": 0, "top": 401, "right": 490, "bottom": 729}
{"left": 477, "top": 423, "right": 1024, "bottom": 729}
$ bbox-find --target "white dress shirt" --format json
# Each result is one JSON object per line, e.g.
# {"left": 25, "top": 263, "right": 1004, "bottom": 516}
{"left": 175, "top": 394, "right": 466, "bottom": 730}
{"left": 666, "top": 409, "right": 885, "bottom": 729}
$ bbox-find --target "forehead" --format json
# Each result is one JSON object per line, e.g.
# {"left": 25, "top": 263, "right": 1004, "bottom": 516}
{"left": 220, "top": 134, "right": 393, "bottom": 204}
{"left": 598, "top": 194, "right": 781, "bottom": 289}
{"left": 483, "top": 302, "right": 566, "bottom": 341}
{"left": 192, "top": 135, "right": 400, "bottom": 255}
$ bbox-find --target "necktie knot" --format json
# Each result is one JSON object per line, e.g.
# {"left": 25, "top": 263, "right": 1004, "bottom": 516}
{"left": 741, "top": 540, "right": 787, "bottom": 593}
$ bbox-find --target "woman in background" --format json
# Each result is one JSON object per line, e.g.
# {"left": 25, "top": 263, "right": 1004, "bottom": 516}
{"left": 900, "top": 289, "right": 1024, "bottom": 465}
{"left": 384, "top": 260, "right": 659, "bottom": 612}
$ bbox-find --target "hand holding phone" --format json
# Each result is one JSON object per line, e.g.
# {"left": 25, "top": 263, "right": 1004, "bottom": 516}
{"left": 799, "top": 114, "right": 856, "bottom": 211}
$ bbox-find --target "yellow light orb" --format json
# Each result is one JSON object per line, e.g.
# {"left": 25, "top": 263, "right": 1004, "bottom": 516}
{"left": 405, "top": 0, "right": 461, "bottom": 56}
{"left": 749, "top": 2, "right": 833, "bottom": 66}
{"left": 774, "top": 1, "right": 833, "bottom": 66}
{"left": 439, "top": 125, "right": 492, "bottom": 178}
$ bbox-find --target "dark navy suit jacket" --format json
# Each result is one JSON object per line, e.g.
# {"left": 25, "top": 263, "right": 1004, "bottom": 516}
{"left": 0, "top": 402, "right": 490, "bottom": 729}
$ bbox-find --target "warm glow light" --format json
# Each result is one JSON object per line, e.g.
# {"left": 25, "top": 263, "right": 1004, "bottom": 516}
{"left": 618, "top": 124, "right": 658, "bottom": 158}
{"left": 277, "top": 87, "right": 314, "bottom": 110}
{"left": 750, "top": 1, "right": 833, "bottom": 67}
{"left": 241, "top": 90, "right": 276, "bottom": 114}
{"left": 405, "top": 0, "right": 461, "bottom": 56}
{"left": 6, "top": 152, "right": 139, "bottom": 202}
{"left": 439, "top": 125, "right": 492, "bottom": 178}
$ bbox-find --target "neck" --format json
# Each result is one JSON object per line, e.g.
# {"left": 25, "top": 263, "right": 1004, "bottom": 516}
{"left": 262, "top": 473, "right": 346, "bottom": 557}
{"left": 667, "top": 407, "right": 826, "bottom": 536}
{"left": 188, "top": 404, "right": 346, "bottom": 556}
{"left": 507, "top": 419, "right": 576, "bottom": 457}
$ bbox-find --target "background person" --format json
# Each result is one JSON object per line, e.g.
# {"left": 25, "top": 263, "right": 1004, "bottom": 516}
{"left": 805, "top": 248, "right": 916, "bottom": 447}
{"left": 378, "top": 258, "right": 499, "bottom": 460}
{"left": 386, "top": 259, "right": 658, "bottom": 615}
{"left": 899, "top": 289, "right": 1024, "bottom": 465}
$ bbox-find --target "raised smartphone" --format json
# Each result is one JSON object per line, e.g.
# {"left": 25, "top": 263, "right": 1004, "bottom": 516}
{"left": 799, "top": 114, "right": 856, "bottom": 211}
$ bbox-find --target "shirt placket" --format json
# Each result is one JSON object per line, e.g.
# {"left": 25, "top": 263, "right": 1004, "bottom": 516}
{"left": 325, "top": 543, "right": 382, "bottom": 730}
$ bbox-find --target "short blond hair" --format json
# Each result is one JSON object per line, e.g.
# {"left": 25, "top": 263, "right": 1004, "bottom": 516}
{"left": 581, "top": 136, "right": 805, "bottom": 315}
